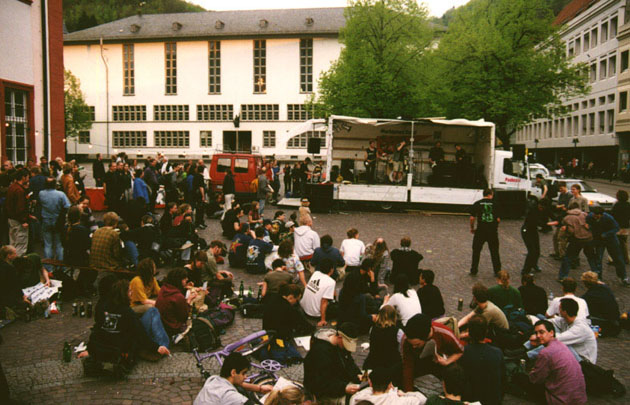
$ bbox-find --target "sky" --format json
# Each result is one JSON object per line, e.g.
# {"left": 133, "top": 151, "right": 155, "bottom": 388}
{"left": 187, "top": 0, "right": 471, "bottom": 18}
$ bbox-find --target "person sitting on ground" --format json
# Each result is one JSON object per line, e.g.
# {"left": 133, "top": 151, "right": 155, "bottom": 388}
{"left": 390, "top": 236, "right": 424, "bottom": 285}
{"left": 262, "top": 259, "right": 293, "bottom": 299}
{"left": 340, "top": 228, "right": 366, "bottom": 272}
{"left": 293, "top": 214, "right": 320, "bottom": 269}
{"left": 363, "top": 306, "right": 402, "bottom": 376}
{"left": 228, "top": 223, "right": 254, "bottom": 269}
{"left": 382, "top": 274, "right": 422, "bottom": 327}
{"left": 121, "top": 214, "right": 160, "bottom": 263}
{"left": 262, "top": 283, "right": 312, "bottom": 363}
{"left": 193, "top": 352, "right": 273, "bottom": 405}
{"left": 339, "top": 259, "right": 381, "bottom": 334}
{"left": 459, "top": 283, "right": 508, "bottom": 345}
{"left": 0, "top": 245, "right": 31, "bottom": 316}
{"left": 460, "top": 316, "right": 504, "bottom": 405}
{"left": 518, "top": 274, "right": 548, "bottom": 317}
{"left": 401, "top": 314, "right": 465, "bottom": 392}
{"left": 160, "top": 202, "right": 178, "bottom": 236}
{"left": 528, "top": 320, "right": 587, "bottom": 405}
{"left": 546, "top": 277, "right": 589, "bottom": 320}
{"left": 300, "top": 258, "right": 336, "bottom": 326}
{"left": 84, "top": 279, "right": 170, "bottom": 375}
{"left": 350, "top": 367, "right": 427, "bottom": 405}
{"left": 129, "top": 258, "right": 161, "bottom": 314}
{"left": 279, "top": 220, "right": 295, "bottom": 244}
{"left": 245, "top": 226, "right": 273, "bottom": 275}
{"left": 366, "top": 238, "right": 392, "bottom": 288}
{"left": 89, "top": 212, "right": 126, "bottom": 271}
{"left": 155, "top": 268, "right": 197, "bottom": 338}
{"left": 487, "top": 270, "right": 523, "bottom": 312}
{"left": 205, "top": 240, "right": 233, "bottom": 296}
{"left": 425, "top": 364, "right": 476, "bottom": 405}
{"left": 417, "top": 270, "right": 445, "bottom": 320}
{"left": 12, "top": 252, "right": 50, "bottom": 290}
{"left": 312, "top": 234, "right": 345, "bottom": 279}
{"left": 184, "top": 250, "right": 213, "bottom": 288}
{"left": 221, "top": 202, "right": 243, "bottom": 240}
{"left": 303, "top": 322, "right": 362, "bottom": 403}
{"left": 581, "top": 271, "right": 621, "bottom": 337}
{"left": 78, "top": 196, "right": 98, "bottom": 233}
{"left": 248, "top": 201, "right": 263, "bottom": 228}
{"left": 267, "top": 239, "right": 307, "bottom": 287}
{"left": 263, "top": 386, "right": 304, "bottom": 405}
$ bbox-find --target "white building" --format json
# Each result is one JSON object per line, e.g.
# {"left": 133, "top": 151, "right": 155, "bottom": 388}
{"left": 63, "top": 8, "right": 345, "bottom": 161}
{"left": 513, "top": 0, "right": 625, "bottom": 170}
{"left": 1, "top": 0, "right": 65, "bottom": 164}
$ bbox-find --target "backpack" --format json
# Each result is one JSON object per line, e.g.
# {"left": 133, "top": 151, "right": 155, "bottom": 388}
{"left": 205, "top": 303, "right": 236, "bottom": 330}
{"left": 190, "top": 317, "right": 221, "bottom": 352}
{"left": 241, "top": 303, "right": 264, "bottom": 318}
{"left": 581, "top": 360, "right": 626, "bottom": 397}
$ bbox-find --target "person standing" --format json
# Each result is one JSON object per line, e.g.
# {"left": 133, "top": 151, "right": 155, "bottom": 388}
{"left": 428, "top": 141, "right": 445, "bottom": 169}
{"left": 132, "top": 169, "right": 150, "bottom": 206}
{"left": 454, "top": 144, "right": 466, "bottom": 186}
{"left": 6, "top": 169, "right": 32, "bottom": 256}
{"left": 558, "top": 201, "right": 598, "bottom": 281}
{"left": 93, "top": 153, "right": 105, "bottom": 187}
{"left": 193, "top": 165, "right": 207, "bottom": 230}
{"left": 143, "top": 158, "right": 159, "bottom": 213}
{"left": 283, "top": 163, "right": 292, "bottom": 195}
{"left": 469, "top": 189, "right": 501, "bottom": 276}
{"left": 257, "top": 168, "right": 268, "bottom": 215}
{"left": 587, "top": 206, "right": 630, "bottom": 285}
{"left": 61, "top": 163, "right": 80, "bottom": 204}
{"left": 103, "top": 162, "right": 117, "bottom": 210}
{"left": 365, "top": 140, "right": 378, "bottom": 184}
{"left": 611, "top": 189, "right": 630, "bottom": 265}
{"left": 222, "top": 169, "right": 235, "bottom": 219}
{"left": 39, "top": 178, "right": 71, "bottom": 269}
{"left": 569, "top": 184, "right": 589, "bottom": 213}
{"left": 551, "top": 181, "right": 572, "bottom": 259}
{"left": 521, "top": 199, "right": 544, "bottom": 275}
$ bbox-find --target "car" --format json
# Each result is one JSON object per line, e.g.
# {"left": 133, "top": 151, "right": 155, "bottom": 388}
{"left": 531, "top": 177, "right": 617, "bottom": 210}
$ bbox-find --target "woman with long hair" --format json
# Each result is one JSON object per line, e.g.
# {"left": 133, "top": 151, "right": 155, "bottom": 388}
{"left": 363, "top": 305, "right": 402, "bottom": 377}
{"left": 129, "top": 258, "right": 160, "bottom": 314}
{"left": 271, "top": 239, "right": 306, "bottom": 287}
{"left": 382, "top": 274, "right": 421, "bottom": 327}
{"left": 155, "top": 268, "right": 197, "bottom": 337}
{"left": 264, "top": 386, "right": 304, "bottom": 405}
{"left": 366, "top": 238, "right": 392, "bottom": 288}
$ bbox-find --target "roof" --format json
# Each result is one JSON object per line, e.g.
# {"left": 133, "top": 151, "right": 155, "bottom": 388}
{"left": 554, "top": 0, "right": 598, "bottom": 26}
{"left": 330, "top": 115, "right": 495, "bottom": 128}
{"left": 64, "top": 8, "right": 346, "bottom": 44}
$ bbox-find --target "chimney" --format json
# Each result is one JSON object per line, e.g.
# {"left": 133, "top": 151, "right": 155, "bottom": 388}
{"left": 215, "top": 20, "right": 224, "bottom": 29}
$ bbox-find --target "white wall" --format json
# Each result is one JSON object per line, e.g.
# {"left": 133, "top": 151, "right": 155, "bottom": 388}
{"left": 64, "top": 36, "right": 342, "bottom": 159}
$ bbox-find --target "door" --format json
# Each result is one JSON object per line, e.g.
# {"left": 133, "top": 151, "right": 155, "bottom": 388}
{"left": 223, "top": 131, "right": 252, "bottom": 153}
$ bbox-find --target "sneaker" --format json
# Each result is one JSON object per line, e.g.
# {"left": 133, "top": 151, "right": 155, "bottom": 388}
{"left": 173, "top": 332, "right": 186, "bottom": 345}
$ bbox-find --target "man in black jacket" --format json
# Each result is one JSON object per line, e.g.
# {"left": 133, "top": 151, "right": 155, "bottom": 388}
{"left": 390, "top": 236, "right": 423, "bottom": 285}
{"left": 93, "top": 153, "right": 105, "bottom": 187}
{"left": 417, "top": 270, "right": 445, "bottom": 319}
{"left": 304, "top": 322, "right": 361, "bottom": 402}
{"left": 222, "top": 169, "right": 235, "bottom": 220}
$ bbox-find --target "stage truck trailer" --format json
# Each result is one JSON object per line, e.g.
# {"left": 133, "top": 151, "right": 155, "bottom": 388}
{"left": 317, "top": 115, "right": 534, "bottom": 216}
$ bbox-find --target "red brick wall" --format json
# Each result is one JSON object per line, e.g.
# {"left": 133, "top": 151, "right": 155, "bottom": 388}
{"left": 48, "top": 0, "right": 65, "bottom": 160}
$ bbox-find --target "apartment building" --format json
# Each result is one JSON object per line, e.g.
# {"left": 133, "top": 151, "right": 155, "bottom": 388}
{"left": 513, "top": 0, "right": 625, "bottom": 170}
{"left": 63, "top": 8, "right": 345, "bottom": 160}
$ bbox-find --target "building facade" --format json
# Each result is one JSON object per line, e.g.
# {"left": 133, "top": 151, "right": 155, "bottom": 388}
{"left": 63, "top": 8, "right": 345, "bottom": 160}
{"left": 615, "top": 4, "right": 630, "bottom": 164}
{"left": 513, "top": 0, "right": 625, "bottom": 171}
{"left": 0, "top": 0, "right": 65, "bottom": 164}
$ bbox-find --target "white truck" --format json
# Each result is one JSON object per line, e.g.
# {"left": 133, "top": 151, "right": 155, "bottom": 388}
{"left": 300, "top": 115, "right": 536, "bottom": 216}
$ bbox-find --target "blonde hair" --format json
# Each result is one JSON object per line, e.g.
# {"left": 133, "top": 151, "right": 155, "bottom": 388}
{"left": 375, "top": 305, "right": 398, "bottom": 328}
{"left": 496, "top": 270, "right": 510, "bottom": 287}
{"left": 264, "top": 386, "right": 304, "bottom": 405}
{"left": 299, "top": 214, "right": 312, "bottom": 226}
{"left": 103, "top": 212, "right": 119, "bottom": 227}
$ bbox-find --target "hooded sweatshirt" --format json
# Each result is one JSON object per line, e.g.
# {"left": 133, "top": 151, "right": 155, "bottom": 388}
{"left": 312, "top": 244, "right": 345, "bottom": 272}
{"left": 294, "top": 225, "right": 320, "bottom": 259}
{"left": 562, "top": 209, "right": 592, "bottom": 240}
{"left": 155, "top": 283, "right": 189, "bottom": 333}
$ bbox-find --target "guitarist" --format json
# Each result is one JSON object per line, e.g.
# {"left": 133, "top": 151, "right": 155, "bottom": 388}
{"left": 365, "top": 140, "right": 378, "bottom": 184}
{"left": 429, "top": 141, "right": 445, "bottom": 173}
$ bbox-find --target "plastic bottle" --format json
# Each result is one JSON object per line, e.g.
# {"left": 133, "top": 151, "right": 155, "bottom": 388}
{"left": 63, "top": 342, "right": 72, "bottom": 363}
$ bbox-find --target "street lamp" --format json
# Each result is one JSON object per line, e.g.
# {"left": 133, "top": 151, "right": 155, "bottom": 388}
{"left": 534, "top": 138, "right": 539, "bottom": 161}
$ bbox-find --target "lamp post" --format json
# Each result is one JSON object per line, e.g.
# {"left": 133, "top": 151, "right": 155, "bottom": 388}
{"left": 572, "top": 138, "right": 580, "bottom": 177}
{"left": 534, "top": 138, "right": 539, "bottom": 161}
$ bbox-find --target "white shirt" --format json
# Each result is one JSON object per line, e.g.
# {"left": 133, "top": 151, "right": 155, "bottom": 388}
{"left": 301, "top": 271, "right": 336, "bottom": 317}
{"left": 382, "top": 289, "right": 422, "bottom": 326}
{"left": 547, "top": 294, "right": 590, "bottom": 321}
{"left": 350, "top": 387, "right": 427, "bottom": 405}
{"left": 550, "top": 317, "right": 598, "bottom": 364}
{"left": 194, "top": 375, "right": 247, "bottom": 405}
{"left": 340, "top": 238, "right": 365, "bottom": 266}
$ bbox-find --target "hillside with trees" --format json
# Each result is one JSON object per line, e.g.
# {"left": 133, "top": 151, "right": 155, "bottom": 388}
{"left": 63, "top": 0, "right": 206, "bottom": 32}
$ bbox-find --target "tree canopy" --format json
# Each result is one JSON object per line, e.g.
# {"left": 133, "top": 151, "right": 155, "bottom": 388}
{"left": 64, "top": 70, "right": 92, "bottom": 140}
{"left": 312, "top": 0, "right": 434, "bottom": 119}
{"left": 430, "top": 0, "right": 589, "bottom": 147}
{"left": 63, "top": 0, "right": 206, "bottom": 32}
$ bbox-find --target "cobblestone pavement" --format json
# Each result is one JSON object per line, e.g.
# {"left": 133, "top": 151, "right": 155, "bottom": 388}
{"left": 2, "top": 206, "right": 630, "bottom": 404}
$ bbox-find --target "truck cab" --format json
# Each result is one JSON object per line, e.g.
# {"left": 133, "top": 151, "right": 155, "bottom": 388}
{"left": 210, "top": 153, "right": 263, "bottom": 200}
{"left": 493, "top": 149, "right": 532, "bottom": 192}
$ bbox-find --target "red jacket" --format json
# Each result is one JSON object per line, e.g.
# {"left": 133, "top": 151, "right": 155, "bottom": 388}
{"left": 6, "top": 182, "right": 28, "bottom": 223}
{"left": 155, "top": 283, "right": 189, "bottom": 334}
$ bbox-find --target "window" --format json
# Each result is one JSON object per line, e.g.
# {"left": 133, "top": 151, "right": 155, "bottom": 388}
{"left": 235, "top": 158, "right": 249, "bottom": 173}
{"left": 89, "top": 106, "right": 95, "bottom": 121}
{"left": 620, "top": 91, "right": 628, "bottom": 112}
{"left": 607, "top": 109, "right": 615, "bottom": 132}
{"left": 217, "top": 158, "right": 231, "bottom": 172}
{"left": 263, "top": 130, "right": 276, "bottom": 148}
{"left": 287, "top": 130, "right": 326, "bottom": 148}
{"left": 591, "top": 28, "right": 597, "bottom": 48}
{"left": 574, "top": 103, "right": 579, "bottom": 110}
{"left": 581, "top": 114, "right": 587, "bottom": 134}
{"left": 165, "top": 42, "right": 177, "bottom": 95}
{"left": 589, "top": 98, "right": 595, "bottom": 108}
{"left": 575, "top": 38, "right": 581, "bottom": 55}
{"left": 609, "top": 55, "right": 617, "bottom": 76}
{"left": 287, "top": 104, "right": 313, "bottom": 121}
{"left": 622, "top": 51, "right": 629, "bottom": 72}
{"left": 112, "top": 105, "right": 147, "bottom": 121}
{"left": 154, "top": 105, "right": 189, "bottom": 121}
{"left": 123, "top": 44, "right": 134, "bottom": 95}
{"left": 300, "top": 39, "right": 313, "bottom": 93}
{"left": 590, "top": 63, "right": 597, "bottom": 82}
{"left": 573, "top": 115, "right": 579, "bottom": 134}
{"left": 611, "top": 16, "right": 618, "bottom": 38}
{"left": 241, "top": 104, "right": 279, "bottom": 121}
{"left": 78, "top": 131, "right": 90, "bottom": 144}
{"left": 599, "top": 111, "right": 605, "bottom": 133}
{"left": 583, "top": 32, "right": 589, "bottom": 52}
{"left": 3, "top": 88, "right": 28, "bottom": 164}
{"left": 154, "top": 130, "right": 189, "bottom": 148}
{"left": 599, "top": 96, "right": 606, "bottom": 105}
{"left": 200, "top": 130, "right": 212, "bottom": 147}
{"left": 253, "top": 40, "right": 266, "bottom": 93}
{"left": 608, "top": 94, "right": 615, "bottom": 104}
{"left": 568, "top": 41, "right": 575, "bottom": 57}
{"left": 208, "top": 40, "right": 221, "bottom": 94}
{"left": 600, "top": 59, "right": 607, "bottom": 80}
{"left": 581, "top": 101, "right": 588, "bottom": 109}
{"left": 589, "top": 113, "right": 595, "bottom": 134}
{"left": 113, "top": 131, "right": 147, "bottom": 147}
{"left": 196, "top": 104, "right": 233, "bottom": 121}
{"left": 601, "top": 21, "right": 609, "bottom": 42}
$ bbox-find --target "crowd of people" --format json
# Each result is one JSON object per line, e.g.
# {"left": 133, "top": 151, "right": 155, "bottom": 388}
{"left": 1, "top": 154, "right": 629, "bottom": 405}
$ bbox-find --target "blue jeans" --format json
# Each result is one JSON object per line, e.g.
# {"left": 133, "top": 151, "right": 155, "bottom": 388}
{"left": 593, "top": 237, "right": 627, "bottom": 279}
{"left": 42, "top": 220, "right": 63, "bottom": 270}
{"left": 124, "top": 240, "right": 139, "bottom": 266}
{"left": 558, "top": 239, "right": 598, "bottom": 280}
{"left": 140, "top": 307, "right": 170, "bottom": 348}
{"left": 259, "top": 198, "right": 266, "bottom": 215}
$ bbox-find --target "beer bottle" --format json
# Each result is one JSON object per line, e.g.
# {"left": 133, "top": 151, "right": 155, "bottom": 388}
{"left": 239, "top": 281, "right": 245, "bottom": 299}
{"left": 63, "top": 342, "right": 72, "bottom": 363}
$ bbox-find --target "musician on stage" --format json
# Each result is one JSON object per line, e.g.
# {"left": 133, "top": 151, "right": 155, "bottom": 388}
{"left": 392, "top": 140, "right": 407, "bottom": 183}
{"left": 365, "top": 140, "right": 378, "bottom": 184}
{"left": 429, "top": 141, "right": 445, "bottom": 171}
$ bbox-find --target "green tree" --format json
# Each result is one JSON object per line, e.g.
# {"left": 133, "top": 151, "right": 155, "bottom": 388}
{"left": 311, "top": 0, "right": 434, "bottom": 119}
{"left": 64, "top": 70, "right": 92, "bottom": 141}
{"left": 432, "top": 0, "right": 588, "bottom": 148}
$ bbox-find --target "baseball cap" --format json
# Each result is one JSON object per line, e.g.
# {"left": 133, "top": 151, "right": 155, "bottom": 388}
{"left": 337, "top": 322, "right": 359, "bottom": 352}
{"left": 301, "top": 197, "right": 310, "bottom": 203}
{"left": 285, "top": 221, "right": 295, "bottom": 228}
